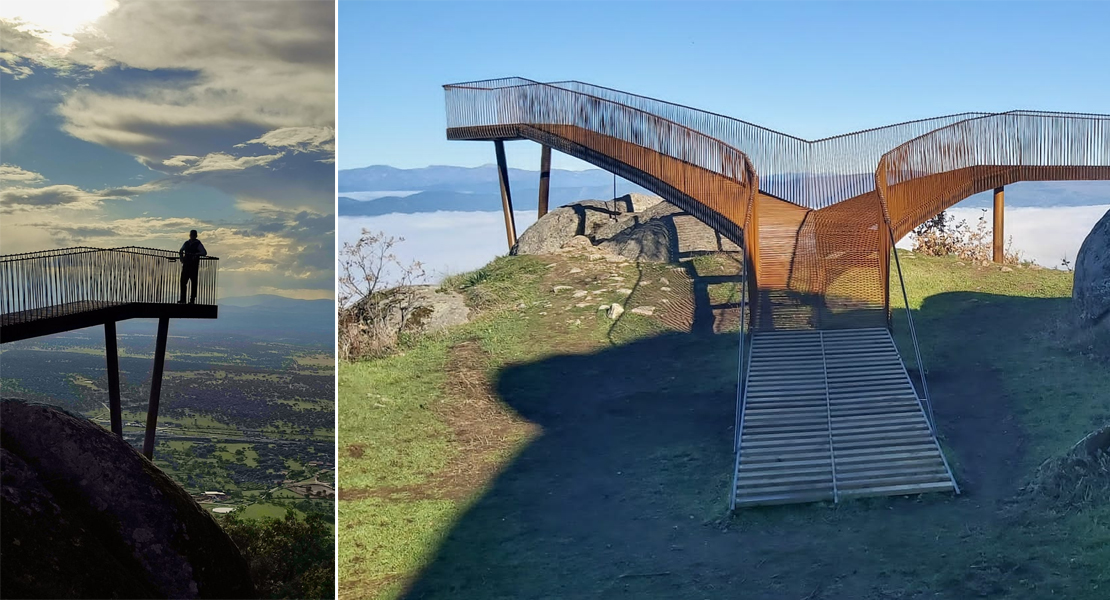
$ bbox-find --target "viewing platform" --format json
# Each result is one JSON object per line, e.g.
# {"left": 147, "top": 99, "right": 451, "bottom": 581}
{"left": 1, "top": 246, "right": 220, "bottom": 458}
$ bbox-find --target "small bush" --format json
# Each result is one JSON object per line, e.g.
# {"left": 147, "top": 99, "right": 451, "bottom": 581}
{"left": 338, "top": 230, "right": 425, "bottom": 361}
{"left": 911, "top": 209, "right": 1024, "bottom": 265}
{"left": 1020, "top": 447, "right": 1110, "bottom": 514}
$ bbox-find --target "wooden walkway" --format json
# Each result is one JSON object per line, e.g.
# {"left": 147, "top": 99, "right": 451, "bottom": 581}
{"left": 733, "top": 328, "right": 958, "bottom": 507}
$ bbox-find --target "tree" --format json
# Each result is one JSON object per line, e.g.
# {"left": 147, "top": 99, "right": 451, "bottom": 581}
{"left": 218, "top": 510, "right": 334, "bottom": 599}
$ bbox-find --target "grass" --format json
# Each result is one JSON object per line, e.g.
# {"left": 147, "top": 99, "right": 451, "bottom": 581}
{"left": 339, "top": 250, "right": 1110, "bottom": 600}
{"left": 239, "top": 503, "right": 295, "bottom": 520}
{"left": 215, "top": 443, "right": 259, "bottom": 467}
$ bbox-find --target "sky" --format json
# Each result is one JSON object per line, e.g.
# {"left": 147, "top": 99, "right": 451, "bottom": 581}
{"left": 0, "top": 0, "right": 336, "bottom": 299}
{"left": 339, "top": 1, "right": 1110, "bottom": 172}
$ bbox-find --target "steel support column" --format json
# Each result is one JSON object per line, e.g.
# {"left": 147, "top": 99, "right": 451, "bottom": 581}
{"left": 142, "top": 317, "right": 170, "bottom": 459}
{"left": 993, "top": 186, "right": 1005, "bottom": 263}
{"left": 105, "top": 320, "right": 122, "bottom": 437}
{"left": 494, "top": 140, "right": 517, "bottom": 249}
{"left": 538, "top": 145, "right": 551, "bottom": 218}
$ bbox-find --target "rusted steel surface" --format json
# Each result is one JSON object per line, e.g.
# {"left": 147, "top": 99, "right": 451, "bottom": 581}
{"left": 538, "top": 145, "right": 552, "bottom": 218}
{"left": 494, "top": 139, "right": 518, "bottom": 249}
{"left": 876, "top": 111, "right": 1110, "bottom": 239}
{"left": 993, "top": 187, "right": 1005, "bottom": 263}
{"left": 445, "top": 79, "right": 1110, "bottom": 330}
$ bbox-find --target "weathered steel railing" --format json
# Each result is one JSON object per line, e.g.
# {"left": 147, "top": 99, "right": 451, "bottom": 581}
{"left": 447, "top": 78, "right": 1110, "bottom": 331}
{"left": 0, "top": 246, "right": 219, "bottom": 325}
{"left": 876, "top": 110, "right": 1110, "bottom": 239}
{"left": 445, "top": 78, "right": 760, "bottom": 243}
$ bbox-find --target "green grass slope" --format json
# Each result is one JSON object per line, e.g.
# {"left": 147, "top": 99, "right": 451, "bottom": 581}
{"left": 339, "top": 249, "right": 1109, "bottom": 600}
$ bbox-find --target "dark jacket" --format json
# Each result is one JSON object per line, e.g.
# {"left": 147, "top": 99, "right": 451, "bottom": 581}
{"left": 180, "top": 239, "right": 207, "bottom": 268}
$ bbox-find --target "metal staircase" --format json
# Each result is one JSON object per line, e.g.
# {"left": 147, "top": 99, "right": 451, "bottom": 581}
{"left": 729, "top": 234, "right": 959, "bottom": 509}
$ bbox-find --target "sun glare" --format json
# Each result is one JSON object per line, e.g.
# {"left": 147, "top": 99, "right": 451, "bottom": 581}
{"left": 0, "top": 0, "right": 118, "bottom": 51}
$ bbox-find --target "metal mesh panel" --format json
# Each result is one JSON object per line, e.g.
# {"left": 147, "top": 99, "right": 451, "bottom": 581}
{"left": 445, "top": 78, "right": 1110, "bottom": 330}
{"left": 1, "top": 246, "right": 219, "bottom": 325}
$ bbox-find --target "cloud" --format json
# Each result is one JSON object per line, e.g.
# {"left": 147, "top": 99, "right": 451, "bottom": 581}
{"left": 0, "top": 164, "right": 45, "bottom": 183}
{"left": 3, "top": 206, "right": 334, "bottom": 293}
{"left": 1, "top": 184, "right": 107, "bottom": 210}
{"left": 35, "top": 1, "right": 334, "bottom": 167}
{"left": 339, "top": 211, "right": 541, "bottom": 285}
{"left": 0, "top": 179, "right": 168, "bottom": 211}
{"left": 0, "top": 51, "right": 33, "bottom": 79}
{"left": 0, "top": 1, "right": 334, "bottom": 297}
{"left": 163, "top": 151, "right": 285, "bottom": 175}
{"left": 0, "top": 99, "right": 32, "bottom": 147}
{"left": 239, "top": 126, "right": 335, "bottom": 156}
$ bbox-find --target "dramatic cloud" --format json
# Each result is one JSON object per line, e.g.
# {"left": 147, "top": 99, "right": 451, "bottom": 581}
{"left": 0, "top": 51, "right": 33, "bottom": 79}
{"left": 0, "top": 1, "right": 334, "bottom": 298}
{"left": 40, "top": 1, "right": 334, "bottom": 166}
{"left": 164, "top": 151, "right": 285, "bottom": 175}
{"left": 0, "top": 179, "right": 168, "bottom": 212}
{"left": 239, "top": 127, "right": 336, "bottom": 157}
{"left": 0, "top": 164, "right": 45, "bottom": 183}
{"left": 1, "top": 184, "right": 110, "bottom": 210}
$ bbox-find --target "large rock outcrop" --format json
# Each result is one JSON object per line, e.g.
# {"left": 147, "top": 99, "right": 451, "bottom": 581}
{"left": 512, "top": 193, "right": 740, "bottom": 262}
{"left": 0, "top": 400, "right": 256, "bottom": 599}
{"left": 513, "top": 195, "right": 661, "bottom": 255}
{"left": 1074, "top": 208, "right": 1110, "bottom": 329}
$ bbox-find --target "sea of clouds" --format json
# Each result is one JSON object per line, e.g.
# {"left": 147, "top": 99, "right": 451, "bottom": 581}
{"left": 341, "top": 204, "right": 1109, "bottom": 287}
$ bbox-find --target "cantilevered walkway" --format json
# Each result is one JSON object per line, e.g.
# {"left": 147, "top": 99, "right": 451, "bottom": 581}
{"left": 1, "top": 246, "right": 219, "bottom": 458}
{"left": 443, "top": 77, "right": 1110, "bottom": 508}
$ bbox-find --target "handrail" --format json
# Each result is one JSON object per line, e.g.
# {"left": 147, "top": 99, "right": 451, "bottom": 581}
{"left": 729, "top": 232, "right": 751, "bottom": 511}
{"left": 888, "top": 226, "right": 936, "bottom": 433}
{"left": 444, "top": 77, "right": 760, "bottom": 240}
{"left": 0, "top": 246, "right": 221, "bottom": 321}
{"left": 446, "top": 78, "right": 1110, "bottom": 335}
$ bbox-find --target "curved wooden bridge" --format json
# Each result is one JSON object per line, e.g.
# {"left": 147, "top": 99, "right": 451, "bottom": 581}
{"left": 443, "top": 78, "right": 1110, "bottom": 508}
{"left": 1, "top": 246, "right": 219, "bottom": 459}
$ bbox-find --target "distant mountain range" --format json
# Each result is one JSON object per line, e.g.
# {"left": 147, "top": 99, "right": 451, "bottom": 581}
{"left": 339, "top": 165, "right": 1109, "bottom": 216}
{"left": 339, "top": 164, "right": 634, "bottom": 192}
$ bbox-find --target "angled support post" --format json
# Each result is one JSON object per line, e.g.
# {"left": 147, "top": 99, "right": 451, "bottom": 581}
{"left": 744, "top": 197, "right": 761, "bottom": 328}
{"left": 538, "top": 145, "right": 552, "bottom": 218}
{"left": 881, "top": 223, "right": 893, "bottom": 329}
{"left": 993, "top": 186, "right": 1005, "bottom": 263}
{"left": 105, "top": 321, "right": 122, "bottom": 437}
{"left": 494, "top": 140, "right": 517, "bottom": 250}
{"left": 142, "top": 317, "right": 170, "bottom": 459}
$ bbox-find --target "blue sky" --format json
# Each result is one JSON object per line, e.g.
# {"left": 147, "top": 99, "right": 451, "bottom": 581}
{"left": 1, "top": 1, "right": 335, "bottom": 299}
{"left": 340, "top": 0, "right": 1109, "bottom": 171}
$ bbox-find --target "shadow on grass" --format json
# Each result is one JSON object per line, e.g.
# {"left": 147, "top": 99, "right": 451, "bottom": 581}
{"left": 400, "top": 291, "right": 1108, "bottom": 599}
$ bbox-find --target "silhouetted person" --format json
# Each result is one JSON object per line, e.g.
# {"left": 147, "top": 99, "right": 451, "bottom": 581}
{"left": 178, "top": 230, "right": 207, "bottom": 304}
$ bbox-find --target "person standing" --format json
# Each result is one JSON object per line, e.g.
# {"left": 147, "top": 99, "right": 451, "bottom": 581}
{"left": 178, "top": 230, "right": 207, "bottom": 304}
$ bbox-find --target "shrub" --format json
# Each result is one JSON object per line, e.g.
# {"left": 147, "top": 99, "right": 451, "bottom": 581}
{"left": 911, "top": 209, "right": 1023, "bottom": 264}
{"left": 337, "top": 230, "right": 425, "bottom": 361}
{"left": 218, "top": 510, "right": 334, "bottom": 599}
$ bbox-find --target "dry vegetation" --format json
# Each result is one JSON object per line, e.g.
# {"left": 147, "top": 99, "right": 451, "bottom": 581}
{"left": 912, "top": 208, "right": 1024, "bottom": 265}
{"left": 337, "top": 230, "right": 426, "bottom": 361}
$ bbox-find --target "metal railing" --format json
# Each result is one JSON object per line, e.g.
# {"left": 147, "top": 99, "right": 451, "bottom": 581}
{"left": 444, "top": 78, "right": 760, "bottom": 239}
{"left": 729, "top": 234, "right": 752, "bottom": 511}
{"left": 0, "top": 246, "right": 219, "bottom": 324}
{"left": 445, "top": 78, "right": 1110, "bottom": 332}
{"left": 887, "top": 228, "right": 935, "bottom": 434}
